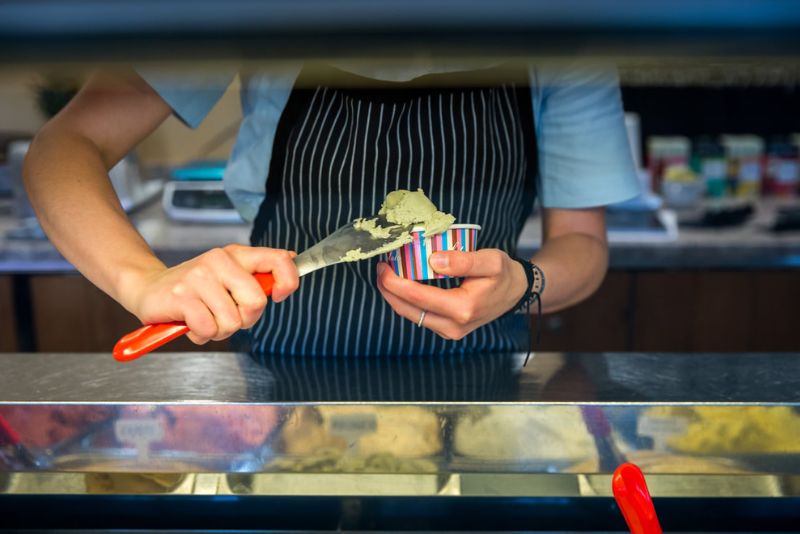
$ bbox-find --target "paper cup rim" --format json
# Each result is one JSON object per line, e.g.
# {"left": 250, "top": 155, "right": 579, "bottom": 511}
{"left": 410, "top": 223, "right": 482, "bottom": 233}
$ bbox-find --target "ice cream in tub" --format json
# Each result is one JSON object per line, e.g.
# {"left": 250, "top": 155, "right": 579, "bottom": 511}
{"left": 348, "top": 188, "right": 480, "bottom": 281}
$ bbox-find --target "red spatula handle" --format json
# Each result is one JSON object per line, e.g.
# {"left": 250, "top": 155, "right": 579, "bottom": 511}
{"left": 612, "top": 463, "right": 663, "bottom": 534}
{"left": 113, "top": 273, "right": 275, "bottom": 362}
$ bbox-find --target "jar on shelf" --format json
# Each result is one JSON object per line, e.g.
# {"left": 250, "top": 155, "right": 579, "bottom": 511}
{"left": 720, "top": 135, "right": 765, "bottom": 200}
{"left": 691, "top": 136, "right": 727, "bottom": 199}
{"left": 764, "top": 137, "right": 799, "bottom": 197}
{"left": 647, "top": 136, "right": 690, "bottom": 194}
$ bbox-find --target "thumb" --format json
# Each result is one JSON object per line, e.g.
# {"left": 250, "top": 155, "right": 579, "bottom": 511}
{"left": 429, "top": 250, "right": 501, "bottom": 277}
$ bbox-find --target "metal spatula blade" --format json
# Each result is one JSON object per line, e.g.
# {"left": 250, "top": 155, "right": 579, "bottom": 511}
{"left": 113, "top": 217, "right": 414, "bottom": 362}
{"left": 295, "top": 217, "right": 411, "bottom": 276}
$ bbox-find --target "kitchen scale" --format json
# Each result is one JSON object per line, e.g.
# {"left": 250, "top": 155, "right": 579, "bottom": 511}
{"left": 162, "top": 160, "right": 244, "bottom": 223}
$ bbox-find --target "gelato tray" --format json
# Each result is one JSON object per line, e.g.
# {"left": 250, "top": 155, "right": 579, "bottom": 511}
{"left": 1, "top": 351, "right": 800, "bottom": 487}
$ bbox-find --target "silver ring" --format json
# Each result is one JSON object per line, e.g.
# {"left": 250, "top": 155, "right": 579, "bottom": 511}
{"left": 417, "top": 310, "right": 427, "bottom": 328}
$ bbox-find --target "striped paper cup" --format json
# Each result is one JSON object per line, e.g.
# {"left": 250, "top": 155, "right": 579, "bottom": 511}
{"left": 386, "top": 224, "right": 481, "bottom": 280}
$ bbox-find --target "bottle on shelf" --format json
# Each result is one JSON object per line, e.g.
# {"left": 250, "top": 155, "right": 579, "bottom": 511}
{"left": 691, "top": 136, "right": 727, "bottom": 199}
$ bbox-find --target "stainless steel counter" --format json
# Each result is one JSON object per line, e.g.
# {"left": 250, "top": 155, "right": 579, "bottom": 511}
{"left": 2, "top": 351, "right": 799, "bottom": 531}
{"left": 2, "top": 351, "right": 800, "bottom": 404}
{"left": 1, "top": 352, "right": 799, "bottom": 485}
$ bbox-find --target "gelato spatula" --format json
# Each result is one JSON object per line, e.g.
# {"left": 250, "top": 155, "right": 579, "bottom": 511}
{"left": 113, "top": 216, "right": 414, "bottom": 362}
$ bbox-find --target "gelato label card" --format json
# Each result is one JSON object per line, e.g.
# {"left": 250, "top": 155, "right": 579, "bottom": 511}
{"left": 114, "top": 418, "right": 164, "bottom": 460}
{"left": 329, "top": 413, "right": 378, "bottom": 440}
{"left": 637, "top": 415, "right": 689, "bottom": 451}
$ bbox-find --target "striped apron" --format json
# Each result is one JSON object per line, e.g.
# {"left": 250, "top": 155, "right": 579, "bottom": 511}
{"left": 248, "top": 65, "right": 538, "bottom": 356}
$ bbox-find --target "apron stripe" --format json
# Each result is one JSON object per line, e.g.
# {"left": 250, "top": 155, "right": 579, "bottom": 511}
{"left": 382, "top": 103, "right": 399, "bottom": 353}
{"left": 337, "top": 98, "right": 365, "bottom": 355}
{"left": 363, "top": 103, "right": 385, "bottom": 354}
{"left": 305, "top": 96, "right": 346, "bottom": 353}
{"left": 458, "top": 90, "right": 468, "bottom": 220}
{"left": 329, "top": 97, "right": 359, "bottom": 354}
{"left": 269, "top": 86, "right": 326, "bottom": 353}
{"left": 345, "top": 100, "right": 371, "bottom": 354}
{"left": 285, "top": 88, "right": 328, "bottom": 353}
{"left": 297, "top": 90, "right": 339, "bottom": 353}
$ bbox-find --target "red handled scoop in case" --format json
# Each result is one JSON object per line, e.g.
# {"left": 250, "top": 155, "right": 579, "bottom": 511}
{"left": 613, "top": 463, "right": 663, "bottom": 534}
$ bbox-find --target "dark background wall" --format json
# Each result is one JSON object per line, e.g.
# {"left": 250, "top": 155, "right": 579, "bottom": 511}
{"left": 621, "top": 85, "right": 800, "bottom": 154}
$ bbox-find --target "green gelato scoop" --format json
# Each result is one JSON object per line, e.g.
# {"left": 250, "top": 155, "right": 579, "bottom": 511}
{"left": 378, "top": 189, "right": 455, "bottom": 235}
{"left": 344, "top": 189, "right": 456, "bottom": 262}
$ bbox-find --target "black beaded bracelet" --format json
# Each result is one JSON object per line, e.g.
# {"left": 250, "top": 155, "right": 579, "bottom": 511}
{"left": 509, "top": 257, "right": 545, "bottom": 313}
{"left": 509, "top": 257, "right": 545, "bottom": 366}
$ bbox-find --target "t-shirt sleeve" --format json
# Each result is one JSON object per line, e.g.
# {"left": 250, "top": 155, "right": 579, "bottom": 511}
{"left": 530, "top": 63, "right": 641, "bottom": 208}
{"left": 136, "top": 67, "right": 235, "bottom": 128}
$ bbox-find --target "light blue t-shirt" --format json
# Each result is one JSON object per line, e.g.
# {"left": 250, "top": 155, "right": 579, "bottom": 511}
{"left": 141, "top": 62, "right": 640, "bottom": 222}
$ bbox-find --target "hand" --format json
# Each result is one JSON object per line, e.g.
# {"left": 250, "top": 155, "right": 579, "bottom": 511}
{"left": 120, "top": 244, "right": 299, "bottom": 345}
{"left": 376, "top": 249, "right": 528, "bottom": 340}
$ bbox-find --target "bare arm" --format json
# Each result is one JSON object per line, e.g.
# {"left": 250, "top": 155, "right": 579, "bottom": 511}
{"left": 24, "top": 69, "right": 172, "bottom": 306}
{"left": 531, "top": 206, "right": 608, "bottom": 314}
{"left": 24, "top": 70, "right": 299, "bottom": 344}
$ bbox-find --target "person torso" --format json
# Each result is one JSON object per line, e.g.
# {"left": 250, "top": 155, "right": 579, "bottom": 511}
{"left": 247, "top": 65, "right": 538, "bottom": 356}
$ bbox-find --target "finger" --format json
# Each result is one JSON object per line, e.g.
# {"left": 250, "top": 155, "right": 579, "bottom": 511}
{"left": 428, "top": 249, "right": 505, "bottom": 278}
{"left": 181, "top": 297, "right": 217, "bottom": 343}
{"left": 376, "top": 262, "right": 472, "bottom": 320}
{"left": 186, "top": 270, "right": 243, "bottom": 340}
{"left": 186, "top": 332, "right": 210, "bottom": 345}
{"left": 224, "top": 245, "right": 300, "bottom": 303}
{"left": 203, "top": 249, "right": 268, "bottom": 328}
{"left": 377, "top": 278, "right": 472, "bottom": 340}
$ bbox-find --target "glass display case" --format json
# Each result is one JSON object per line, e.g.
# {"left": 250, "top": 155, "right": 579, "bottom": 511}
{"left": 2, "top": 351, "right": 800, "bottom": 531}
